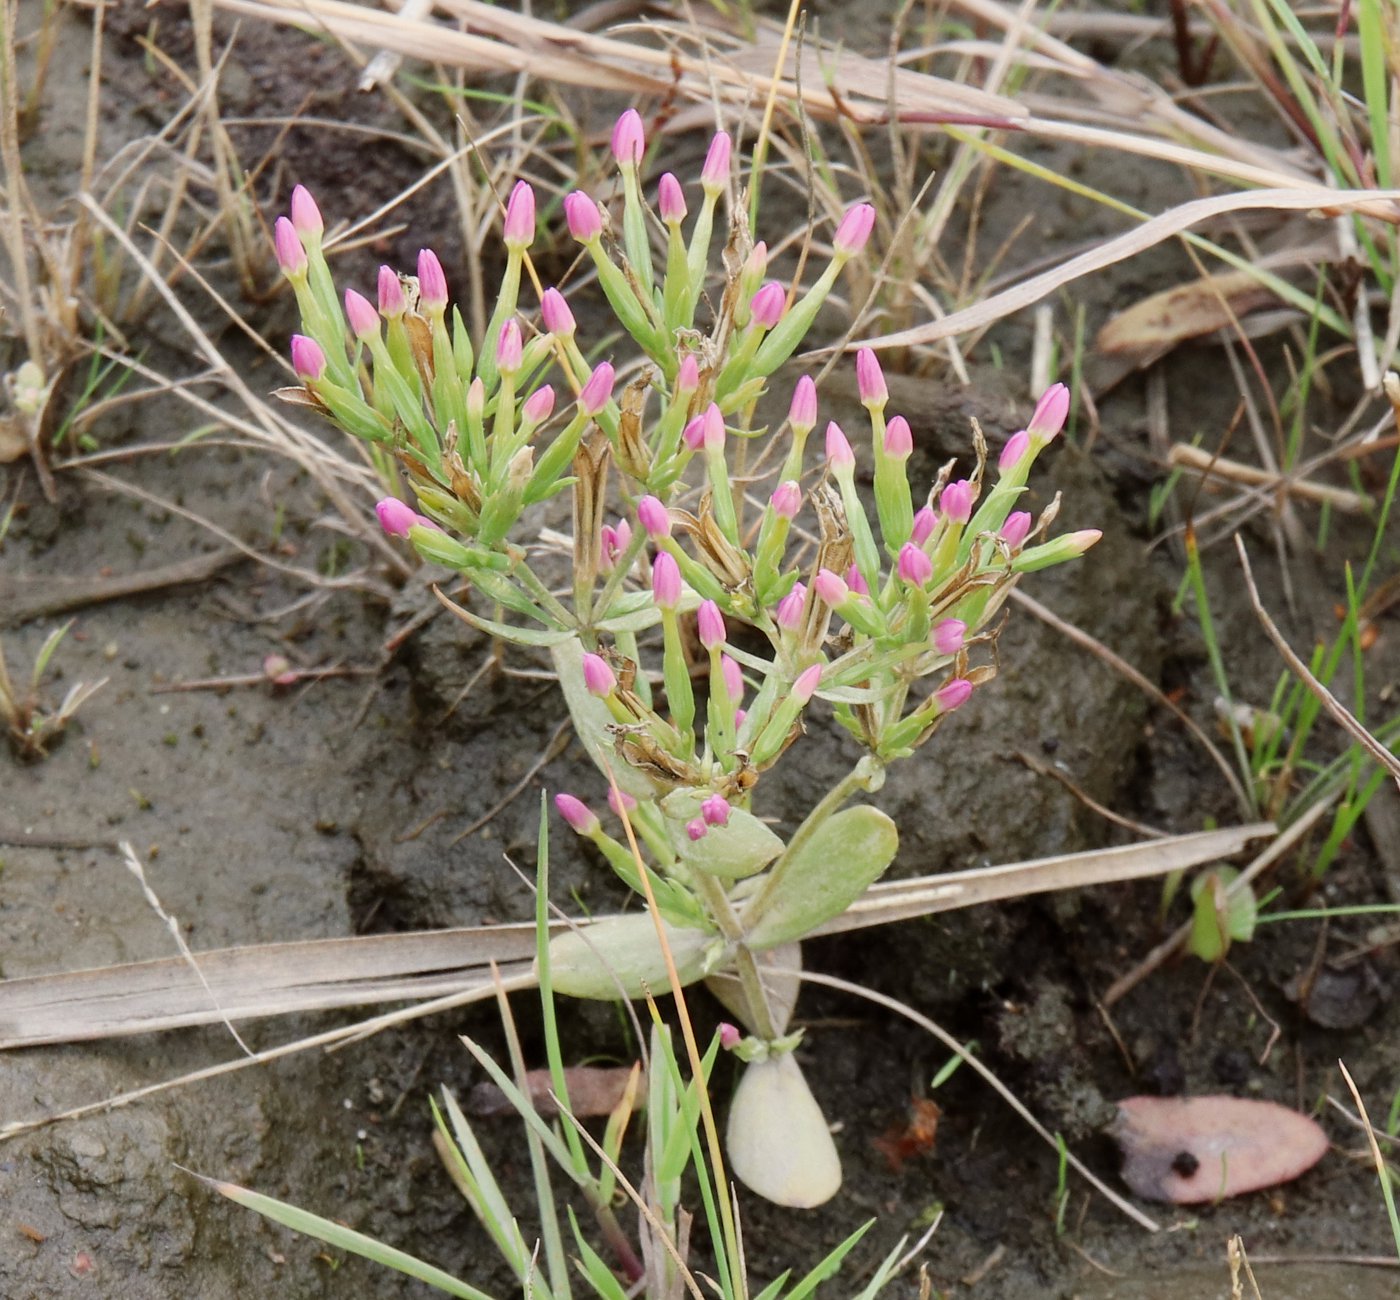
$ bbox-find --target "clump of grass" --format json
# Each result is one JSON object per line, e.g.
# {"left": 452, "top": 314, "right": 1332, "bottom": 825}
{"left": 0, "top": 621, "right": 105, "bottom": 760}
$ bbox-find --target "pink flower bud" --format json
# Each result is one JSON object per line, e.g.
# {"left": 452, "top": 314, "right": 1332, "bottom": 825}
{"left": 813, "top": 567, "right": 849, "bottom": 606}
{"left": 934, "top": 678, "right": 973, "bottom": 712}
{"left": 686, "top": 818, "right": 708, "bottom": 842}
{"left": 884, "top": 415, "right": 913, "bottom": 459}
{"left": 378, "top": 265, "right": 406, "bottom": 318}
{"left": 289, "top": 184, "right": 323, "bottom": 238}
{"left": 897, "top": 542, "right": 933, "bottom": 587}
{"left": 721, "top": 654, "right": 743, "bottom": 700}
{"left": 789, "top": 375, "right": 818, "bottom": 432}
{"left": 718, "top": 1022, "right": 741, "bottom": 1050}
{"left": 579, "top": 362, "right": 615, "bottom": 415}
{"left": 611, "top": 108, "right": 645, "bottom": 166}
{"left": 793, "top": 663, "right": 822, "bottom": 703}
{"left": 701, "top": 131, "right": 732, "bottom": 194}
{"left": 742, "top": 241, "right": 768, "bottom": 282}
{"left": 697, "top": 599, "right": 725, "bottom": 650}
{"left": 652, "top": 551, "right": 681, "bottom": 608}
{"left": 540, "top": 287, "right": 576, "bottom": 337}
{"left": 825, "top": 421, "right": 855, "bottom": 471}
{"left": 263, "top": 653, "right": 298, "bottom": 687}
{"left": 933, "top": 618, "right": 966, "bottom": 656}
{"left": 911, "top": 505, "right": 938, "bottom": 545}
{"left": 770, "top": 480, "right": 801, "bottom": 519}
{"left": 856, "top": 348, "right": 887, "bottom": 406}
{"left": 658, "top": 172, "right": 686, "bottom": 224}
{"left": 344, "top": 288, "right": 379, "bottom": 339}
{"left": 845, "top": 563, "right": 869, "bottom": 597}
{"left": 467, "top": 376, "right": 486, "bottom": 420}
{"left": 701, "top": 794, "right": 731, "bottom": 826}
{"left": 1065, "top": 528, "right": 1102, "bottom": 555}
{"left": 637, "top": 495, "right": 671, "bottom": 539}
{"left": 522, "top": 384, "right": 556, "bottom": 424}
{"left": 1028, "top": 382, "right": 1070, "bottom": 442}
{"left": 940, "top": 479, "right": 974, "bottom": 524}
{"left": 273, "top": 217, "right": 307, "bottom": 275}
{"left": 417, "top": 248, "right": 448, "bottom": 310}
{"left": 503, "top": 180, "right": 535, "bottom": 251}
{"left": 749, "top": 281, "right": 786, "bottom": 329}
{"left": 681, "top": 415, "right": 705, "bottom": 451}
{"left": 582, "top": 652, "right": 616, "bottom": 698}
{"left": 677, "top": 354, "right": 700, "bottom": 393}
{"left": 564, "top": 191, "right": 603, "bottom": 243}
{"left": 375, "top": 497, "right": 418, "bottom": 537}
{"left": 608, "top": 787, "right": 638, "bottom": 817}
{"left": 1000, "top": 510, "right": 1032, "bottom": 548}
{"left": 599, "top": 518, "right": 631, "bottom": 571}
{"left": 734, "top": 708, "right": 747, "bottom": 727}
{"left": 496, "top": 319, "right": 523, "bottom": 375}
{"left": 556, "top": 793, "right": 600, "bottom": 836}
{"left": 833, "top": 202, "right": 876, "bottom": 257}
{"left": 290, "top": 334, "right": 326, "bottom": 381}
{"left": 999, "top": 429, "right": 1030, "bottom": 473}
{"left": 701, "top": 402, "right": 725, "bottom": 452}
{"left": 774, "top": 582, "right": 807, "bottom": 631}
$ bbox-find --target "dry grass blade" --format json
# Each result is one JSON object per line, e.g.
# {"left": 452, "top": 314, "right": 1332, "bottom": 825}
{"left": 1170, "top": 445, "right": 1374, "bottom": 514}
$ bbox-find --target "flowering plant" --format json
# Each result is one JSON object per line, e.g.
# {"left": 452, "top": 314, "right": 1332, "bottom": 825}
{"left": 275, "top": 109, "right": 1096, "bottom": 1206}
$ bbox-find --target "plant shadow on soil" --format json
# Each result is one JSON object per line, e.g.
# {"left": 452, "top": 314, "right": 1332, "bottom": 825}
{"left": 2, "top": 5, "right": 1399, "bottom": 1299}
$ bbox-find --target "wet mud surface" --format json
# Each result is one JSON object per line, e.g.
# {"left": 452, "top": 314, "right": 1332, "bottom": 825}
{"left": 2, "top": 4, "right": 1399, "bottom": 1298}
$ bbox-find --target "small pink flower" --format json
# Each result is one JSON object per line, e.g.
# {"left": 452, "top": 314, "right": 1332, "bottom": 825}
{"left": 884, "top": 415, "right": 913, "bottom": 459}
{"left": 697, "top": 600, "right": 726, "bottom": 650}
{"left": 273, "top": 217, "right": 306, "bottom": 275}
{"left": 375, "top": 497, "right": 418, "bottom": 537}
{"left": 344, "top": 288, "right": 379, "bottom": 340}
{"left": 681, "top": 415, "right": 705, "bottom": 451}
{"left": 540, "top": 287, "right": 576, "bottom": 337}
{"left": 934, "top": 678, "right": 973, "bottom": 712}
{"left": 833, "top": 202, "right": 876, "bottom": 257}
{"left": 718, "top": 1022, "right": 741, "bottom": 1050}
{"left": 496, "top": 319, "right": 523, "bottom": 375}
{"left": 582, "top": 652, "right": 616, "bottom": 698}
{"left": 637, "top": 495, "right": 671, "bottom": 539}
{"left": 932, "top": 618, "right": 966, "bottom": 656}
{"left": 1028, "top": 383, "right": 1070, "bottom": 442}
{"left": 608, "top": 787, "right": 638, "bottom": 817}
{"left": 769, "top": 481, "right": 801, "bottom": 520}
{"left": 658, "top": 173, "right": 686, "bottom": 224}
{"left": 856, "top": 348, "right": 886, "bottom": 406}
{"left": 999, "top": 429, "right": 1030, "bottom": 473}
{"left": 503, "top": 180, "right": 535, "bottom": 251}
{"left": 522, "top": 384, "right": 556, "bottom": 424}
{"left": 417, "top": 249, "right": 448, "bottom": 310}
{"left": 652, "top": 551, "right": 682, "bottom": 608}
{"left": 897, "top": 542, "right": 933, "bottom": 587}
{"left": 789, "top": 375, "right": 818, "bottom": 431}
{"left": 813, "top": 568, "right": 849, "bottom": 606}
{"left": 556, "top": 793, "right": 600, "bottom": 836}
{"left": 940, "top": 479, "right": 974, "bottom": 525}
{"left": 378, "top": 266, "right": 406, "bottom": 318}
{"left": 686, "top": 818, "right": 708, "bottom": 842}
{"left": 793, "top": 663, "right": 822, "bottom": 703}
{"left": 611, "top": 108, "right": 645, "bottom": 166}
{"left": 911, "top": 505, "right": 938, "bottom": 545}
{"left": 290, "top": 334, "right": 326, "bottom": 381}
{"left": 598, "top": 518, "right": 631, "bottom": 571}
{"left": 289, "top": 184, "right": 323, "bottom": 238}
{"left": 701, "top": 132, "right": 732, "bottom": 194}
{"left": 1000, "top": 511, "right": 1032, "bottom": 548}
{"left": 825, "top": 421, "right": 855, "bottom": 471}
{"left": 774, "top": 582, "right": 807, "bottom": 631}
{"left": 564, "top": 191, "right": 603, "bottom": 243}
{"left": 579, "top": 362, "right": 615, "bottom": 415}
{"left": 701, "top": 402, "right": 725, "bottom": 452}
{"left": 749, "top": 282, "right": 786, "bottom": 330}
{"left": 845, "top": 563, "right": 869, "bottom": 597}
{"left": 701, "top": 794, "right": 731, "bottom": 827}
{"left": 721, "top": 654, "right": 744, "bottom": 701}
{"left": 677, "top": 354, "right": 700, "bottom": 393}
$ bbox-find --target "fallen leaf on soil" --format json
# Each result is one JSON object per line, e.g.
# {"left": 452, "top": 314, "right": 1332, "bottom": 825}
{"left": 1111, "top": 1095, "right": 1328, "bottom": 1203}
{"left": 872, "top": 1096, "right": 941, "bottom": 1172}
{"left": 1095, "top": 270, "right": 1279, "bottom": 365}
{"left": 468, "top": 1064, "right": 643, "bottom": 1119}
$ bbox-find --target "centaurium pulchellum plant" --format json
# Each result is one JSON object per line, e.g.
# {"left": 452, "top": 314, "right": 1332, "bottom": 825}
{"left": 274, "top": 108, "right": 1099, "bottom": 1207}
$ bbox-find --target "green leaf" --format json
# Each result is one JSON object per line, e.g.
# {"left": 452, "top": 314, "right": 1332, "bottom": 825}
{"left": 1188, "top": 866, "right": 1257, "bottom": 962}
{"left": 783, "top": 1220, "right": 874, "bottom": 1300}
{"left": 661, "top": 793, "right": 785, "bottom": 879}
{"left": 744, "top": 806, "right": 898, "bottom": 949}
{"left": 546, "top": 913, "right": 722, "bottom": 1000}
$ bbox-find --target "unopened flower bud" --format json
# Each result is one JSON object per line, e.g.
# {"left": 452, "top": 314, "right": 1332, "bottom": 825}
{"left": 897, "top": 543, "right": 933, "bottom": 587}
{"left": 1028, "top": 382, "right": 1070, "bottom": 442}
{"left": 290, "top": 334, "right": 326, "bottom": 381}
{"left": 789, "top": 375, "right": 818, "bottom": 432}
{"left": 344, "top": 288, "right": 379, "bottom": 339}
{"left": 701, "top": 402, "right": 725, "bottom": 452}
{"left": 813, "top": 568, "right": 849, "bottom": 606}
{"left": 496, "top": 319, "right": 523, "bottom": 375}
{"left": 608, "top": 787, "right": 638, "bottom": 817}
{"left": 884, "top": 415, "right": 913, "bottom": 459}
{"left": 677, "top": 354, "right": 700, "bottom": 393}
{"left": 749, "top": 282, "right": 786, "bottom": 329}
{"left": 932, "top": 618, "right": 966, "bottom": 656}
{"left": 774, "top": 582, "right": 807, "bottom": 631}
{"left": 540, "top": 287, "right": 576, "bottom": 337}
{"left": 637, "top": 495, "right": 671, "bottom": 539}
{"left": 770, "top": 480, "right": 801, "bottom": 519}
{"left": 999, "top": 429, "right": 1030, "bottom": 473}
{"left": 417, "top": 249, "right": 448, "bottom": 310}
{"left": 378, "top": 265, "right": 406, "bottom": 318}
{"left": 934, "top": 678, "right": 973, "bottom": 712}
{"left": 375, "top": 497, "right": 417, "bottom": 537}
{"left": 686, "top": 818, "right": 708, "bottom": 842}
{"left": 701, "top": 131, "right": 731, "bottom": 194}
{"left": 833, "top": 202, "right": 876, "bottom": 257}
{"left": 289, "top": 184, "right": 323, "bottom": 238}
{"left": 564, "top": 191, "right": 603, "bottom": 243}
{"left": 793, "top": 663, "right": 822, "bottom": 703}
{"left": 582, "top": 652, "right": 616, "bottom": 698}
{"left": 856, "top": 348, "right": 887, "bottom": 406}
{"left": 697, "top": 600, "right": 725, "bottom": 649}
{"left": 658, "top": 172, "right": 686, "bottom": 224}
{"left": 273, "top": 217, "right": 306, "bottom": 275}
{"left": 845, "top": 563, "right": 869, "bottom": 597}
{"left": 556, "top": 793, "right": 600, "bottom": 836}
{"left": 503, "top": 180, "right": 536, "bottom": 251}
{"left": 721, "top": 654, "right": 743, "bottom": 700}
{"left": 522, "top": 384, "right": 556, "bottom": 424}
{"left": 940, "top": 479, "right": 974, "bottom": 524}
{"left": 611, "top": 108, "right": 645, "bottom": 166}
{"left": 701, "top": 794, "right": 731, "bottom": 826}
{"left": 579, "top": 362, "right": 615, "bottom": 415}
{"left": 652, "top": 551, "right": 682, "bottom": 608}
{"left": 1000, "top": 511, "right": 1032, "bottom": 548}
{"left": 681, "top": 415, "right": 705, "bottom": 450}
{"left": 718, "top": 1022, "right": 741, "bottom": 1050}
{"left": 825, "top": 421, "right": 855, "bottom": 470}
{"left": 911, "top": 505, "right": 938, "bottom": 545}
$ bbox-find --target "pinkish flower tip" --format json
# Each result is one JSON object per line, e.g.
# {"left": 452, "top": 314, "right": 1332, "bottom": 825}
{"left": 556, "top": 793, "right": 600, "bottom": 836}
{"left": 686, "top": 818, "right": 708, "bottom": 842}
{"left": 417, "top": 249, "right": 448, "bottom": 310}
{"left": 611, "top": 108, "right": 645, "bottom": 166}
{"left": 813, "top": 567, "right": 849, "bottom": 606}
{"left": 681, "top": 414, "right": 706, "bottom": 451}
{"left": 898, "top": 543, "right": 933, "bottom": 587}
{"left": 774, "top": 582, "right": 807, "bottom": 631}
{"left": 701, "top": 131, "right": 732, "bottom": 194}
{"left": 825, "top": 421, "right": 855, "bottom": 471}
{"left": 855, "top": 348, "right": 887, "bottom": 406}
{"left": 677, "top": 354, "right": 700, "bottom": 393}
{"left": 697, "top": 599, "right": 726, "bottom": 650}
{"left": 833, "top": 202, "right": 876, "bottom": 258}
{"left": 701, "top": 402, "right": 725, "bottom": 452}
{"left": 652, "top": 551, "right": 682, "bottom": 608}
{"left": 1000, "top": 510, "right": 1032, "bottom": 548}
{"left": 344, "top": 288, "right": 379, "bottom": 340}
{"left": 911, "top": 505, "right": 938, "bottom": 546}
{"left": 607, "top": 787, "right": 638, "bottom": 817}
{"left": 523, "top": 384, "right": 556, "bottom": 424}
{"left": 658, "top": 172, "right": 686, "bottom": 225}
{"left": 563, "top": 190, "right": 603, "bottom": 244}
{"left": 845, "top": 563, "right": 870, "bottom": 597}
{"left": 290, "top": 334, "right": 326, "bottom": 382}
{"left": 637, "top": 495, "right": 671, "bottom": 539}
{"left": 718, "top": 1022, "right": 741, "bottom": 1050}
{"left": 749, "top": 281, "right": 786, "bottom": 330}
{"left": 377, "top": 265, "right": 406, "bottom": 318}
{"left": 932, "top": 618, "right": 966, "bottom": 656}
{"left": 999, "top": 429, "right": 1030, "bottom": 474}
{"left": 503, "top": 180, "right": 536, "bottom": 251}
{"left": 540, "top": 287, "right": 576, "bottom": 337}
{"left": 701, "top": 794, "right": 731, "bottom": 827}
{"left": 935, "top": 678, "right": 973, "bottom": 712}
{"left": 770, "top": 480, "right": 801, "bottom": 520}
{"left": 1067, "top": 528, "right": 1102, "bottom": 555}
{"left": 273, "top": 217, "right": 307, "bottom": 276}
{"left": 793, "top": 663, "right": 822, "bottom": 703}
{"left": 289, "top": 184, "right": 323, "bottom": 238}
{"left": 940, "top": 479, "right": 974, "bottom": 525}
{"left": 496, "top": 319, "right": 523, "bottom": 374}
{"left": 375, "top": 497, "right": 417, "bottom": 537}
{"left": 1029, "top": 382, "right": 1070, "bottom": 442}
{"left": 884, "top": 415, "right": 913, "bottom": 459}
{"left": 262, "top": 653, "right": 298, "bottom": 687}
{"left": 582, "top": 652, "right": 616, "bottom": 698}
{"left": 579, "top": 361, "right": 615, "bottom": 415}
{"left": 721, "top": 654, "right": 743, "bottom": 700}
{"left": 789, "top": 375, "right": 818, "bottom": 432}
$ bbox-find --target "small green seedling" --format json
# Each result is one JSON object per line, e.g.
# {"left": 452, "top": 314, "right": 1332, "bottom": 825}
{"left": 0, "top": 622, "right": 106, "bottom": 760}
{"left": 1187, "top": 866, "right": 1258, "bottom": 964}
